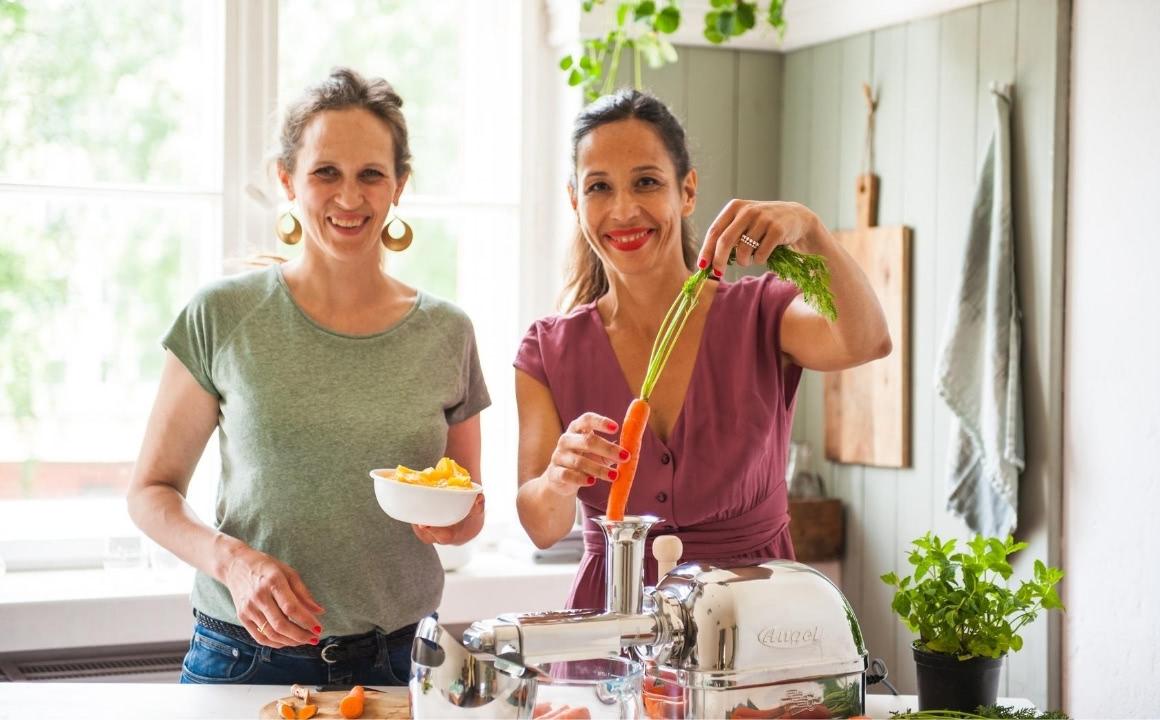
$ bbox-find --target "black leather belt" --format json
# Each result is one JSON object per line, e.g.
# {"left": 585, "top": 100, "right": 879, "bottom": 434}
{"left": 193, "top": 610, "right": 417, "bottom": 663}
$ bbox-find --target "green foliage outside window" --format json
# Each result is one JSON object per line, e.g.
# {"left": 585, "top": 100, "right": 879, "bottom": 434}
{"left": 0, "top": 0, "right": 214, "bottom": 492}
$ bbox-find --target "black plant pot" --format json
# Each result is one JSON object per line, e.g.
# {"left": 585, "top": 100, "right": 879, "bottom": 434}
{"left": 913, "top": 644, "right": 1005, "bottom": 712}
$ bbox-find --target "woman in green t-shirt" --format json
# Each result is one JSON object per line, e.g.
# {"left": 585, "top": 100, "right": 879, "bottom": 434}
{"left": 127, "top": 68, "right": 490, "bottom": 686}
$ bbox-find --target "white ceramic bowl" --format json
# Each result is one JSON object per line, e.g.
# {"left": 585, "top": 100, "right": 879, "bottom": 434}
{"left": 370, "top": 468, "right": 482, "bottom": 527}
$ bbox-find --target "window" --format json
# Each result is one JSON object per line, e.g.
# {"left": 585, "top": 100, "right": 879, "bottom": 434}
{"left": 0, "top": 0, "right": 542, "bottom": 571}
{"left": 273, "top": 0, "right": 525, "bottom": 542}
{"left": 0, "top": 0, "right": 224, "bottom": 569}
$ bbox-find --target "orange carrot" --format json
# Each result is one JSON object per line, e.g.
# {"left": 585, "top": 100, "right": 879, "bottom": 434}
{"left": 605, "top": 270, "right": 711, "bottom": 520}
{"left": 606, "top": 398, "right": 650, "bottom": 520}
{"left": 339, "top": 685, "right": 365, "bottom": 719}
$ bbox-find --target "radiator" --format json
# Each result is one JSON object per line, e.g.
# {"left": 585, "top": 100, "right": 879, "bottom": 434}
{"left": 0, "top": 642, "right": 186, "bottom": 683}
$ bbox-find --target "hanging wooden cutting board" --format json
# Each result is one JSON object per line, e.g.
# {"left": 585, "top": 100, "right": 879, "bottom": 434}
{"left": 258, "top": 688, "right": 409, "bottom": 719}
{"left": 823, "top": 174, "right": 911, "bottom": 468}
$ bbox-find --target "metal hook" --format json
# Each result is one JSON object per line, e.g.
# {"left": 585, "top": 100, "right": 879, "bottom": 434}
{"left": 866, "top": 657, "right": 899, "bottom": 695}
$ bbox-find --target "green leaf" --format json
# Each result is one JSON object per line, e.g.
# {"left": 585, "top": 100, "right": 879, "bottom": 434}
{"left": 568, "top": 69, "right": 584, "bottom": 86}
{"left": 892, "top": 594, "right": 911, "bottom": 617}
{"left": 634, "top": 1, "right": 656, "bottom": 21}
{"left": 654, "top": 6, "right": 680, "bottom": 33}
{"left": 638, "top": 36, "right": 663, "bottom": 68}
{"left": 559, "top": 55, "right": 573, "bottom": 70}
{"left": 703, "top": 26, "right": 725, "bottom": 44}
{"left": 579, "top": 55, "right": 593, "bottom": 70}
{"left": 762, "top": 246, "right": 837, "bottom": 320}
{"left": 616, "top": 2, "right": 631, "bottom": 26}
{"left": 710, "top": 0, "right": 730, "bottom": 7}
{"left": 737, "top": 2, "right": 756, "bottom": 31}
{"left": 881, "top": 571, "right": 898, "bottom": 586}
{"left": 715, "top": 10, "right": 735, "bottom": 36}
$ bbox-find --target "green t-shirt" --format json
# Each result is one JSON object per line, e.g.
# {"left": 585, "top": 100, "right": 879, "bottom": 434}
{"left": 163, "top": 266, "right": 491, "bottom": 636}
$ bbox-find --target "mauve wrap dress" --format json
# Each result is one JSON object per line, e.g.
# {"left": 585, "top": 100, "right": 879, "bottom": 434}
{"left": 515, "top": 274, "right": 803, "bottom": 610}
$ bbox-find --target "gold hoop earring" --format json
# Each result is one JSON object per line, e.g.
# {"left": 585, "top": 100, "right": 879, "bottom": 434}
{"left": 382, "top": 216, "right": 413, "bottom": 251}
{"left": 275, "top": 209, "right": 302, "bottom": 245}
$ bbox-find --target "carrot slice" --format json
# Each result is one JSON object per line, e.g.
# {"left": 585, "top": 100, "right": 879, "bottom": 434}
{"left": 339, "top": 685, "right": 366, "bottom": 719}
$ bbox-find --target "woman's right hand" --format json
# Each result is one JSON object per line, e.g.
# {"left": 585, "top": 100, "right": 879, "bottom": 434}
{"left": 221, "top": 542, "right": 326, "bottom": 648}
{"left": 543, "top": 412, "right": 629, "bottom": 497}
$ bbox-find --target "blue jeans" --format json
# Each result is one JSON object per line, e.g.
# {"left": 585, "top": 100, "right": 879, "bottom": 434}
{"left": 179, "top": 619, "right": 415, "bottom": 686}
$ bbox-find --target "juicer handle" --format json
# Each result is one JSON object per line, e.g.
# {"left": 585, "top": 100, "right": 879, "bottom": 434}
{"left": 653, "top": 535, "right": 683, "bottom": 577}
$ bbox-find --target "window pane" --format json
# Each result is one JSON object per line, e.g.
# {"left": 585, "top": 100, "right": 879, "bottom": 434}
{"left": 0, "top": 0, "right": 223, "bottom": 188}
{"left": 0, "top": 194, "right": 219, "bottom": 499}
{"left": 277, "top": 1, "right": 525, "bottom": 539}
{"left": 277, "top": 0, "right": 521, "bottom": 203}
{"left": 386, "top": 208, "right": 521, "bottom": 531}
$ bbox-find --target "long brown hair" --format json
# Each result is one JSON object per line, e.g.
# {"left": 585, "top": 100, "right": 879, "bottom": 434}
{"left": 560, "top": 89, "right": 698, "bottom": 311}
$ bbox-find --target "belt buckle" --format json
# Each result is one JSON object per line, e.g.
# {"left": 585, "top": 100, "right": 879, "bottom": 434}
{"left": 320, "top": 642, "right": 342, "bottom": 664}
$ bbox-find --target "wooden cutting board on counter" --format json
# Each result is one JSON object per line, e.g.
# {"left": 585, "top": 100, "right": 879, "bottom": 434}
{"left": 824, "top": 174, "right": 911, "bottom": 468}
{"left": 258, "top": 688, "right": 409, "bottom": 719}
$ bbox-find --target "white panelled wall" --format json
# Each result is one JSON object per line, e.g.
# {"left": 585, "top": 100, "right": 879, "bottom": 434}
{"left": 623, "top": 0, "right": 1070, "bottom": 707}
{"left": 1065, "top": 1, "right": 1160, "bottom": 717}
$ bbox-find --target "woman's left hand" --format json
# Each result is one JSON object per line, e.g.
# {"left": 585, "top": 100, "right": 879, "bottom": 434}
{"left": 412, "top": 493, "right": 485, "bottom": 546}
{"left": 698, "top": 199, "right": 821, "bottom": 275}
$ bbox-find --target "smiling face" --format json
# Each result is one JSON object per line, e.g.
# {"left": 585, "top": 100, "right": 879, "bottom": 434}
{"left": 571, "top": 118, "right": 696, "bottom": 277}
{"left": 278, "top": 108, "right": 408, "bottom": 262}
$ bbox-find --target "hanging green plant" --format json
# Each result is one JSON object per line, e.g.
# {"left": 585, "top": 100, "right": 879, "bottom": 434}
{"left": 560, "top": 1, "right": 788, "bottom": 102}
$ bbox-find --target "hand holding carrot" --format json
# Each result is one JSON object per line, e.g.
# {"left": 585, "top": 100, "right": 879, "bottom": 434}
{"left": 606, "top": 272, "right": 708, "bottom": 520}
{"left": 543, "top": 412, "right": 630, "bottom": 497}
{"left": 699, "top": 199, "right": 820, "bottom": 274}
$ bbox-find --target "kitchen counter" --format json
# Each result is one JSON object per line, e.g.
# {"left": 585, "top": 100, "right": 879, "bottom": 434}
{"left": 0, "top": 546, "right": 578, "bottom": 654}
{"left": 0, "top": 683, "right": 1033, "bottom": 719}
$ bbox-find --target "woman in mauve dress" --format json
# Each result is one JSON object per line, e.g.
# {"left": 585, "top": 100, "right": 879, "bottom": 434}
{"left": 514, "top": 89, "right": 891, "bottom": 610}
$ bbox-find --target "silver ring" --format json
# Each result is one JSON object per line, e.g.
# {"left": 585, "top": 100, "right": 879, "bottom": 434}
{"left": 739, "top": 233, "right": 760, "bottom": 250}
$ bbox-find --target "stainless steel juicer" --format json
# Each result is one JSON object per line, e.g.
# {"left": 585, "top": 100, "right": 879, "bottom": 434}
{"left": 411, "top": 514, "right": 874, "bottom": 718}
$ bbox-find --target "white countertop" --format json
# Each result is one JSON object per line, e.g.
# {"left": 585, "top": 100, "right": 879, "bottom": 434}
{"left": 0, "top": 682, "right": 1032, "bottom": 719}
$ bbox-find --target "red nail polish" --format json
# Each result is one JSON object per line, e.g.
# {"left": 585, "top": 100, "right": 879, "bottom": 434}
{"left": 608, "top": 470, "right": 618, "bottom": 480}
{"left": 586, "top": 477, "right": 596, "bottom": 485}
{"left": 619, "top": 450, "right": 630, "bottom": 460}
{"left": 697, "top": 257, "right": 708, "bottom": 269}
{"left": 310, "top": 637, "right": 319, "bottom": 645}
{"left": 312, "top": 625, "right": 321, "bottom": 633}
{"left": 713, "top": 268, "right": 723, "bottom": 278}
{"left": 606, "top": 422, "right": 618, "bottom": 431}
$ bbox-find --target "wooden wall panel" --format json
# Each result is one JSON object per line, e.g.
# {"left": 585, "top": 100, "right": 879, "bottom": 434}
{"left": 1007, "top": 0, "right": 1070, "bottom": 707}
{"left": 615, "top": 1, "right": 1066, "bottom": 704}
{"left": 736, "top": 51, "right": 782, "bottom": 201}
{"left": 833, "top": 31, "right": 872, "bottom": 620}
{"left": 684, "top": 47, "right": 739, "bottom": 236}
{"left": 861, "top": 22, "right": 908, "bottom": 690}
{"left": 893, "top": 15, "right": 941, "bottom": 695}
{"left": 775, "top": 0, "right": 1067, "bottom": 707}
